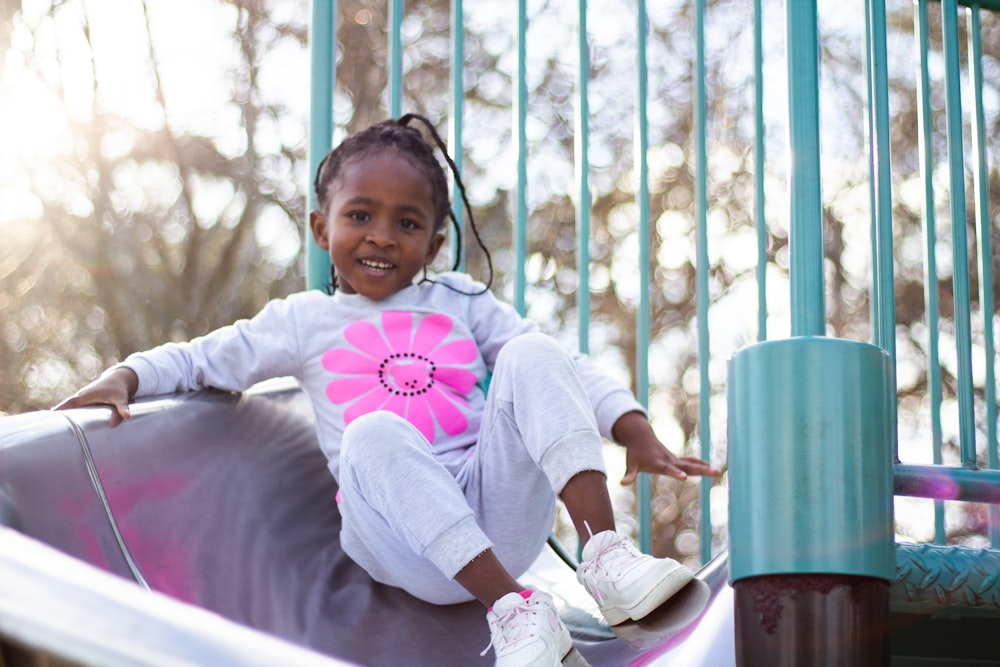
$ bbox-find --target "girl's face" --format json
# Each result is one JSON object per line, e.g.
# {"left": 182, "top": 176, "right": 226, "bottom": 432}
{"left": 310, "top": 150, "right": 445, "bottom": 300}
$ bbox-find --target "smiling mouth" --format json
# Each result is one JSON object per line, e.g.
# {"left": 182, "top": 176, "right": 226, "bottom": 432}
{"left": 358, "top": 258, "right": 396, "bottom": 272}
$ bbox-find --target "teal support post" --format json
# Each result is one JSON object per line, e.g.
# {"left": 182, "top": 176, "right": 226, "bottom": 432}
{"left": 693, "top": 0, "right": 714, "bottom": 565}
{"left": 728, "top": 337, "right": 895, "bottom": 664}
{"left": 753, "top": 0, "right": 766, "bottom": 343}
{"left": 513, "top": 0, "right": 528, "bottom": 316}
{"left": 913, "top": 0, "right": 946, "bottom": 544}
{"left": 967, "top": 6, "right": 1000, "bottom": 546}
{"left": 785, "top": 0, "right": 824, "bottom": 336}
{"left": 575, "top": 0, "right": 591, "bottom": 356}
{"left": 634, "top": 0, "right": 652, "bottom": 555}
{"left": 941, "top": 0, "right": 978, "bottom": 468}
{"left": 449, "top": 0, "right": 465, "bottom": 271}
{"left": 728, "top": 2, "right": 893, "bottom": 663}
{"left": 388, "top": 0, "right": 403, "bottom": 118}
{"left": 306, "top": 0, "right": 336, "bottom": 291}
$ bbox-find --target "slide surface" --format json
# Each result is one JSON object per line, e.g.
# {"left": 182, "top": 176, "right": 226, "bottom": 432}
{"left": 0, "top": 381, "right": 734, "bottom": 666}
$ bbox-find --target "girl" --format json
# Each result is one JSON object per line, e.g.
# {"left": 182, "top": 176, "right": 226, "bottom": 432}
{"left": 56, "top": 115, "right": 719, "bottom": 667}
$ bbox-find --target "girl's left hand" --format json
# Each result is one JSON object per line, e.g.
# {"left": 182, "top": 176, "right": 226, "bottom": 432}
{"left": 611, "top": 411, "right": 721, "bottom": 485}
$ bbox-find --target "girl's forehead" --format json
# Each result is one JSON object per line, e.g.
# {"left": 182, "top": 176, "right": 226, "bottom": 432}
{"left": 331, "top": 150, "right": 435, "bottom": 203}
{"left": 338, "top": 149, "right": 427, "bottom": 186}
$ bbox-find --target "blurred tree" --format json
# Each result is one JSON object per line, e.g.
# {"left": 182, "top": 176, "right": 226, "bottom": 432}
{"left": 1, "top": 0, "right": 308, "bottom": 412}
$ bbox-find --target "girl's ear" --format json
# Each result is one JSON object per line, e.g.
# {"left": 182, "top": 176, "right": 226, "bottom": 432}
{"left": 309, "top": 210, "right": 330, "bottom": 250}
{"left": 425, "top": 232, "right": 446, "bottom": 265}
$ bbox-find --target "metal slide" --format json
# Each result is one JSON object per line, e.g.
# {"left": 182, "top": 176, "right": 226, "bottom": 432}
{"left": 0, "top": 381, "right": 735, "bottom": 666}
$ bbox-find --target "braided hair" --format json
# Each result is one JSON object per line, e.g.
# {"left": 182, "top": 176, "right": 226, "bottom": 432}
{"left": 312, "top": 114, "right": 493, "bottom": 296}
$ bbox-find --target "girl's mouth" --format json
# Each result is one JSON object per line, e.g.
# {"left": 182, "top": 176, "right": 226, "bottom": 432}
{"left": 358, "top": 258, "right": 396, "bottom": 272}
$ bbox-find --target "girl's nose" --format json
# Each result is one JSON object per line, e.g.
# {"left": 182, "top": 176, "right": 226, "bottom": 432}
{"left": 366, "top": 221, "right": 396, "bottom": 246}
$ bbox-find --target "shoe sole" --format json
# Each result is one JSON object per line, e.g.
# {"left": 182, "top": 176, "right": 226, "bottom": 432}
{"left": 562, "top": 647, "right": 591, "bottom": 667}
{"left": 600, "top": 567, "right": 695, "bottom": 625}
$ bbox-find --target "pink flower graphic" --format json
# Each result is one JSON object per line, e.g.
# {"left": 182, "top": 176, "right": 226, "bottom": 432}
{"left": 322, "top": 311, "right": 479, "bottom": 442}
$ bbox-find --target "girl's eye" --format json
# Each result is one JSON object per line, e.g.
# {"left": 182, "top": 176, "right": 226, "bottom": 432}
{"left": 399, "top": 218, "right": 420, "bottom": 230}
{"left": 348, "top": 211, "right": 370, "bottom": 222}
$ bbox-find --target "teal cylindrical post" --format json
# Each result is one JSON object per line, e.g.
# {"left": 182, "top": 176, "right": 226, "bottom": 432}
{"left": 728, "top": 337, "right": 894, "bottom": 664}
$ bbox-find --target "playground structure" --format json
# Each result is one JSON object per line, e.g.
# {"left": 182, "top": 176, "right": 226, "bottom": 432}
{"left": 2, "top": 0, "right": 1000, "bottom": 665}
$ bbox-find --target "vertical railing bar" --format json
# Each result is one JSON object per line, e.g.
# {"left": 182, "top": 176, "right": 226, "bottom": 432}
{"left": 694, "top": 0, "right": 713, "bottom": 563}
{"left": 576, "top": 0, "right": 591, "bottom": 356}
{"left": 635, "top": 0, "right": 653, "bottom": 556}
{"left": 866, "top": 0, "right": 901, "bottom": 478}
{"left": 867, "top": 0, "right": 899, "bottom": 370}
{"left": 966, "top": 5, "right": 999, "bottom": 546}
{"left": 940, "top": 0, "right": 978, "bottom": 468}
{"left": 753, "top": 0, "right": 767, "bottom": 343}
{"left": 449, "top": 0, "right": 465, "bottom": 272}
{"left": 388, "top": 0, "right": 403, "bottom": 118}
{"left": 865, "top": 0, "right": 880, "bottom": 338}
{"left": 307, "top": 0, "right": 336, "bottom": 292}
{"left": 914, "top": 0, "right": 947, "bottom": 544}
{"left": 786, "top": 0, "right": 825, "bottom": 337}
{"left": 514, "top": 0, "right": 528, "bottom": 315}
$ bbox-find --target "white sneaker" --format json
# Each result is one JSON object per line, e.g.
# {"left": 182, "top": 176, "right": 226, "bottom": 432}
{"left": 576, "top": 530, "right": 694, "bottom": 626}
{"left": 482, "top": 590, "right": 591, "bottom": 666}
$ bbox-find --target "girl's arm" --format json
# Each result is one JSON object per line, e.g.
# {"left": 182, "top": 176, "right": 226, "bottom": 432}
{"left": 54, "top": 295, "right": 303, "bottom": 425}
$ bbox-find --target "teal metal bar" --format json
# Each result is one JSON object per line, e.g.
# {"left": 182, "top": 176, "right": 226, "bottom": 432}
{"left": 388, "top": 0, "right": 403, "bottom": 117}
{"left": 866, "top": 0, "right": 897, "bottom": 367}
{"left": 914, "top": 0, "right": 946, "bottom": 544}
{"left": 575, "top": 0, "right": 591, "bottom": 356}
{"left": 940, "top": 0, "right": 978, "bottom": 468}
{"left": 785, "top": 0, "right": 825, "bottom": 336}
{"left": 635, "top": 0, "right": 652, "bottom": 556}
{"left": 753, "top": 0, "right": 767, "bottom": 343}
{"left": 895, "top": 464, "right": 1000, "bottom": 504}
{"left": 307, "top": 0, "right": 336, "bottom": 292}
{"left": 864, "top": 0, "right": 879, "bottom": 335}
{"left": 449, "top": 0, "right": 465, "bottom": 271}
{"left": 693, "top": 0, "right": 712, "bottom": 563}
{"left": 966, "top": 6, "right": 999, "bottom": 546}
{"left": 513, "top": 0, "right": 528, "bottom": 315}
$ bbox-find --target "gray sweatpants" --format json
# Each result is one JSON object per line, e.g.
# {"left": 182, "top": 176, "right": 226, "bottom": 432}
{"left": 337, "top": 332, "right": 608, "bottom": 604}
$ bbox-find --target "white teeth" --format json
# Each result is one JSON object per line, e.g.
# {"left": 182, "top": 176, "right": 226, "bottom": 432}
{"left": 360, "top": 258, "right": 393, "bottom": 270}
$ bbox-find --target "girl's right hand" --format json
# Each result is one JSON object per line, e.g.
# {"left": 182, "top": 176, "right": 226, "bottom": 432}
{"left": 53, "top": 367, "right": 139, "bottom": 427}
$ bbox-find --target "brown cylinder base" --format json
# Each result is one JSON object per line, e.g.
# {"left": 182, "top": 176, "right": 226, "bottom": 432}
{"left": 734, "top": 573, "right": 889, "bottom": 667}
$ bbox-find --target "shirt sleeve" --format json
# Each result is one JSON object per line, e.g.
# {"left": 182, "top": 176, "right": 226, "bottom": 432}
{"left": 120, "top": 297, "right": 303, "bottom": 398}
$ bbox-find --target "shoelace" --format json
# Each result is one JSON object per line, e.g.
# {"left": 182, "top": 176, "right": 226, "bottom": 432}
{"left": 480, "top": 599, "right": 542, "bottom": 657}
{"left": 579, "top": 523, "right": 639, "bottom": 605}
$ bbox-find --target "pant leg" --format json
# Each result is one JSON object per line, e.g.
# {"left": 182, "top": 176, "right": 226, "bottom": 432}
{"left": 457, "top": 333, "right": 608, "bottom": 579}
{"left": 338, "top": 333, "right": 609, "bottom": 604}
{"left": 338, "top": 411, "right": 491, "bottom": 604}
